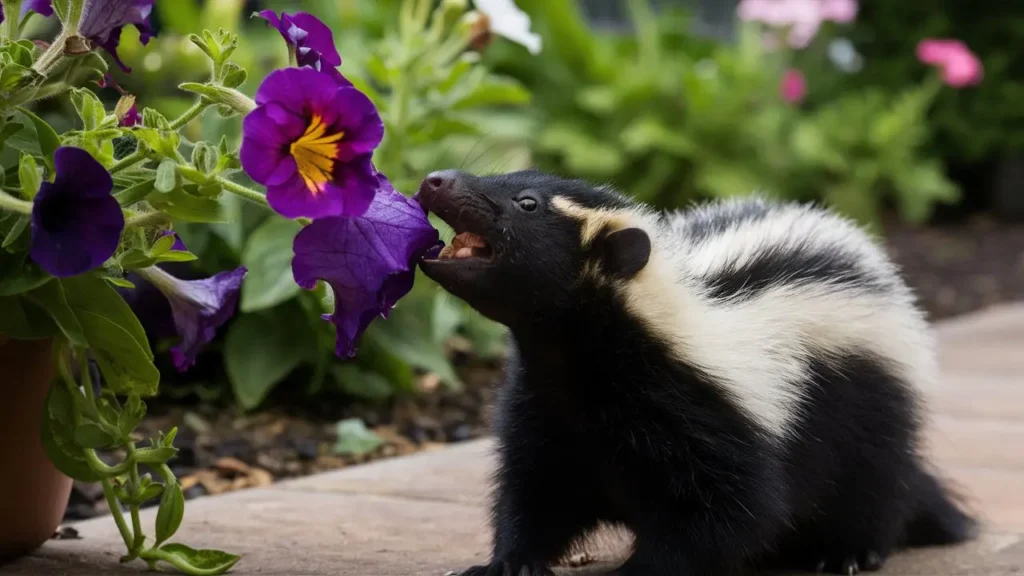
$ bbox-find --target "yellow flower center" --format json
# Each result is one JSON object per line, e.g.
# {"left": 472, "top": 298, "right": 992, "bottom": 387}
{"left": 290, "top": 115, "right": 344, "bottom": 194}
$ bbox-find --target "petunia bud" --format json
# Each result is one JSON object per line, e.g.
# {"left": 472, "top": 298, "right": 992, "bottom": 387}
{"left": 460, "top": 11, "right": 493, "bottom": 54}
{"left": 114, "top": 94, "right": 136, "bottom": 121}
{"left": 191, "top": 142, "right": 219, "bottom": 175}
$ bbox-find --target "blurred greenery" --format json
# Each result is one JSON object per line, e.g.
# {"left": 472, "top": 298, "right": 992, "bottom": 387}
{"left": 101, "top": 0, "right": 1019, "bottom": 411}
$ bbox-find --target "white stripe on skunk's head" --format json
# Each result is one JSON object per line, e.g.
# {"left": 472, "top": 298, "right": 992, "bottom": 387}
{"left": 417, "top": 170, "right": 656, "bottom": 329}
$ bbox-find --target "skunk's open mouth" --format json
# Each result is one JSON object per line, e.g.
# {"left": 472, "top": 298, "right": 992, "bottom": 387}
{"left": 436, "top": 231, "right": 493, "bottom": 261}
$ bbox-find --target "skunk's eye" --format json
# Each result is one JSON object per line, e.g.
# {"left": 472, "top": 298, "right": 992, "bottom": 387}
{"left": 516, "top": 194, "right": 538, "bottom": 212}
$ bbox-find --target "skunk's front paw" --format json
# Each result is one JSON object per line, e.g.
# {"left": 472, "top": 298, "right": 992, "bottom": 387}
{"left": 459, "top": 560, "right": 554, "bottom": 576}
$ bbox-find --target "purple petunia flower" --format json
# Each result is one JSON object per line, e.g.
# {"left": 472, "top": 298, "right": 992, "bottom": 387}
{"left": 135, "top": 265, "right": 247, "bottom": 372}
{"left": 78, "top": 0, "right": 155, "bottom": 72}
{"left": 291, "top": 175, "right": 442, "bottom": 358}
{"left": 255, "top": 10, "right": 348, "bottom": 84}
{"left": 240, "top": 67, "right": 384, "bottom": 220}
{"left": 30, "top": 147, "right": 124, "bottom": 278}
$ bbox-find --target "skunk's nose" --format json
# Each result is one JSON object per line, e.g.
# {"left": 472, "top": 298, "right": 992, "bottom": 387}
{"left": 417, "top": 170, "right": 463, "bottom": 210}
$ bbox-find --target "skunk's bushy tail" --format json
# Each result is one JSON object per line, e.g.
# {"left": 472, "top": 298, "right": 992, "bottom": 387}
{"left": 904, "top": 469, "right": 978, "bottom": 547}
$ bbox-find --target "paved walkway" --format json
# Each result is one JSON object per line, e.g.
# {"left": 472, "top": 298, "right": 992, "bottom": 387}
{"left": 6, "top": 304, "right": 1024, "bottom": 575}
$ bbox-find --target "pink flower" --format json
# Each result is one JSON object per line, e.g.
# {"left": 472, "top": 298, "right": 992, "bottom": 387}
{"left": 821, "top": 0, "right": 857, "bottom": 23}
{"left": 737, "top": 0, "right": 858, "bottom": 48}
{"left": 916, "top": 39, "right": 983, "bottom": 87}
{"left": 780, "top": 68, "right": 807, "bottom": 103}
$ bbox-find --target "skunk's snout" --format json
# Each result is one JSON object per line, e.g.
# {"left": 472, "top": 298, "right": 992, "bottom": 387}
{"left": 417, "top": 169, "right": 464, "bottom": 212}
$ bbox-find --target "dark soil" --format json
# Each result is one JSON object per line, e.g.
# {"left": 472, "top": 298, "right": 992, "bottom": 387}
{"left": 60, "top": 214, "right": 1024, "bottom": 525}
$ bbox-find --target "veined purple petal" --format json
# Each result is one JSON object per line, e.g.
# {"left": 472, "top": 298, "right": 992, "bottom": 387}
{"left": 138, "top": 266, "right": 247, "bottom": 372}
{"left": 291, "top": 176, "right": 442, "bottom": 357}
{"left": 29, "top": 147, "right": 123, "bottom": 278}
{"left": 22, "top": 0, "right": 54, "bottom": 16}
{"left": 325, "top": 87, "right": 385, "bottom": 162}
{"left": 256, "top": 10, "right": 346, "bottom": 82}
{"left": 79, "top": 0, "right": 155, "bottom": 72}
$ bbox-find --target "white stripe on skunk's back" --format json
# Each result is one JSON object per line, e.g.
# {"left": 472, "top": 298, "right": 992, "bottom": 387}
{"left": 561, "top": 195, "right": 938, "bottom": 439}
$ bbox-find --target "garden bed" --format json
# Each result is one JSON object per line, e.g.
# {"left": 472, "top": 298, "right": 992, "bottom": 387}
{"left": 59, "top": 211, "right": 1024, "bottom": 526}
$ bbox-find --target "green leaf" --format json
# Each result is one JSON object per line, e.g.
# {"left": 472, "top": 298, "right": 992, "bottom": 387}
{"left": 118, "top": 394, "right": 147, "bottom": 438}
{"left": 333, "top": 418, "right": 385, "bottom": 456}
{"left": 155, "top": 158, "right": 178, "bottom": 193}
{"left": 0, "top": 216, "right": 30, "bottom": 250}
{"left": 62, "top": 275, "right": 153, "bottom": 359}
{"left": 24, "top": 281, "right": 87, "bottom": 347}
{"left": 114, "top": 179, "right": 156, "bottom": 206}
{"left": 453, "top": 77, "right": 531, "bottom": 110}
{"left": 79, "top": 311, "right": 160, "bottom": 396}
{"left": 13, "top": 107, "right": 61, "bottom": 170}
{"left": 154, "top": 483, "right": 185, "bottom": 546}
{"left": 332, "top": 364, "right": 394, "bottom": 402}
{"left": 18, "top": 152, "right": 41, "bottom": 199}
{"left": 135, "top": 446, "right": 178, "bottom": 465}
{"left": 139, "top": 482, "right": 165, "bottom": 503}
{"left": 154, "top": 543, "right": 240, "bottom": 575}
{"left": 40, "top": 384, "right": 104, "bottom": 483}
{"left": 0, "top": 121, "right": 23, "bottom": 150}
{"left": 0, "top": 250, "right": 49, "bottom": 297}
{"left": 364, "top": 296, "right": 461, "bottom": 389}
{"left": 150, "top": 188, "right": 228, "bottom": 223}
{"left": 0, "top": 295, "right": 58, "bottom": 339}
{"left": 240, "top": 218, "right": 302, "bottom": 312}
{"left": 73, "top": 422, "right": 116, "bottom": 449}
{"left": 224, "top": 310, "right": 307, "bottom": 410}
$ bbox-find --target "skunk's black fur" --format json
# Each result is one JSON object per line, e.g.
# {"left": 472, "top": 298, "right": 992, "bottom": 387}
{"left": 416, "top": 170, "right": 976, "bottom": 576}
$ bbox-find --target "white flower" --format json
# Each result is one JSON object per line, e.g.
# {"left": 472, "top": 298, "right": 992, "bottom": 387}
{"left": 828, "top": 37, "right": 863, "bottom": 73}
{"left": 473, "top": 0, "right": 542, "bottom": 55}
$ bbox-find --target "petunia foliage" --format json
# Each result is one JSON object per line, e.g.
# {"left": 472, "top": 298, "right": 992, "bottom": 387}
{"left": 0, "top": 0, "right": 534, "bottom": 573}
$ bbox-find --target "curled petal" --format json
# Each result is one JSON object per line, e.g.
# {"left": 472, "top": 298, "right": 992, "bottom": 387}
{"left": 291, "top": 177, "right": 442, "bottom": 357}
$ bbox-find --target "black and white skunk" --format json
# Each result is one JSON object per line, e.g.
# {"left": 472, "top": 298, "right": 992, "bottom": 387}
{"left": 416, "top": 169, "right": 976, "bottom": 576}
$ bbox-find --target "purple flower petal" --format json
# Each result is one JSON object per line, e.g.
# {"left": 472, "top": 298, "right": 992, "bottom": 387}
{"left": 119, "top": 102, "right": 141, "bottom": 126}
{"left": 160, "top": 230, "right": 188, "bottom": 251}
{"left": 291, "top": 176, "right": 442, "bottom": 357}
{"left": 137, "top": 266, "right": 247, "bottom": 372}
{"left": 30, "top": 147, "right": 123, "bottom": 278}
{"left": 79, "top": 0, "right": 155, "bottom": 72}
{"left": 23, "top": 0, "right": 54, "bottom": 17}
{"left": 256, "top": 10, "right": 348, "bottom": 83}
{"left": 241, "top": 67, "right": 385, "bottom": 220}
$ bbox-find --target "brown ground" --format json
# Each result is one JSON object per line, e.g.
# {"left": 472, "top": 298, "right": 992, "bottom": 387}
{"left": 61, "top": 214, "right": 1024, "bottom": 524}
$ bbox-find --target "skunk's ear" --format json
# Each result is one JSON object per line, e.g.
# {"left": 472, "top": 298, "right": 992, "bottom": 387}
{"left": 600, "top": 227, "right": 651, "bottom": 280}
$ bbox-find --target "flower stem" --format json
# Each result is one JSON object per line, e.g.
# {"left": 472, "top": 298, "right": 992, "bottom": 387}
{"left": 32, "top": 30, "right": 70, "bottom": 74}
{"left": 168, "top": 101, "right": 209, "bottom": 130}
{"left": 101, "top": 478, "right": 136, "bottom": 551}
{"left": 2, "top": 0, "right": 22, "bottom": 40}
{"left": 124, "top": 443, "right": 145, "bottom": 555}
{"left": 110, "top": 150, "right": 147, "bottom": 174}
{"left": 215, "top": 177, "right": 269, "bottom": 207}
{"left": 125, "top": 210, "right": 169, "bottom": 229}
{"left": 0, "top": 191, "right": 33, "bottom": 214}
{"left": 84, "top": 448, "right": 133, "bottom": 476}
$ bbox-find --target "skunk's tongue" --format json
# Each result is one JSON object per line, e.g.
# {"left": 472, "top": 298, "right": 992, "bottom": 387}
{"left": 438, "top": 232, "right": 489, "bottom": 259}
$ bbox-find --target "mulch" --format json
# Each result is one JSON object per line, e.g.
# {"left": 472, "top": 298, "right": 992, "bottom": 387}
{"left": 60, "top": 213, "right": 1024, "bottom": 524}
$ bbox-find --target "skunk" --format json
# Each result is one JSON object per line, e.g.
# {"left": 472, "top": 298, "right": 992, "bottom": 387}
{"left": 416, "top": 169, "right": 975, "bottom": 576}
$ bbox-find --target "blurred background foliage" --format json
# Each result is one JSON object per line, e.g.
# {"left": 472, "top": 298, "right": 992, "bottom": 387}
{"left": 46, "top": 0, "right": 1022, "bottom": 413}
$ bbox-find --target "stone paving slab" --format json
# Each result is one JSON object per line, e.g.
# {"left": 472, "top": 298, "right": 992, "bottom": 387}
{"left": 5, "top": 304, "right": 1024, "bottom": 576}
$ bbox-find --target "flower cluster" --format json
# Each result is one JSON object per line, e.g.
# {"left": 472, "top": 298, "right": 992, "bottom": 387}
{"left": 917, "top": 39, "right": 983, "bottom": 88}
{"left": 242, "top": 10, "right": 442, "bottom": 358}
{"left": 738, "top": 0, "right": 857, "bottom": 48}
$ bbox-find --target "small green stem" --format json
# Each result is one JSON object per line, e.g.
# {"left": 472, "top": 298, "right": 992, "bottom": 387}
{"left": 124, "top": 444, "right": 145, "bottom": 554}
{"left": 2, "top": 0, "right": 22, "bottom": 40}
{"left": 101, "top": 478, "right": 135, "bottom": 551}
{"left": 138, "top": 548, "right": 234, "bottom": 576}
{"left": 109, "top": 150, "right": 147, "bottom": 174}
{"left": 125, "top": 210, "right": 169, "bottom": 229}
{"left": 215, "top": 177, "right": 269, "bottom": 207}
{"left": 32, "top": 30, "right": 70, "bottom": 74}
{"left": 84, "top": 449, "right": 133, "bottom": 476}
{"left": 0, "top": 191, "right": 33, "bottom": 214}
{"left": 168, "top": 101, "right": 209, "bottom": 130}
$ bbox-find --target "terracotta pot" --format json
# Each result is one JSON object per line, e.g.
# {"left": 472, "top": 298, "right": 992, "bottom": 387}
{"left": 0, "top": 337, "right": 73, "bottom": 559}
